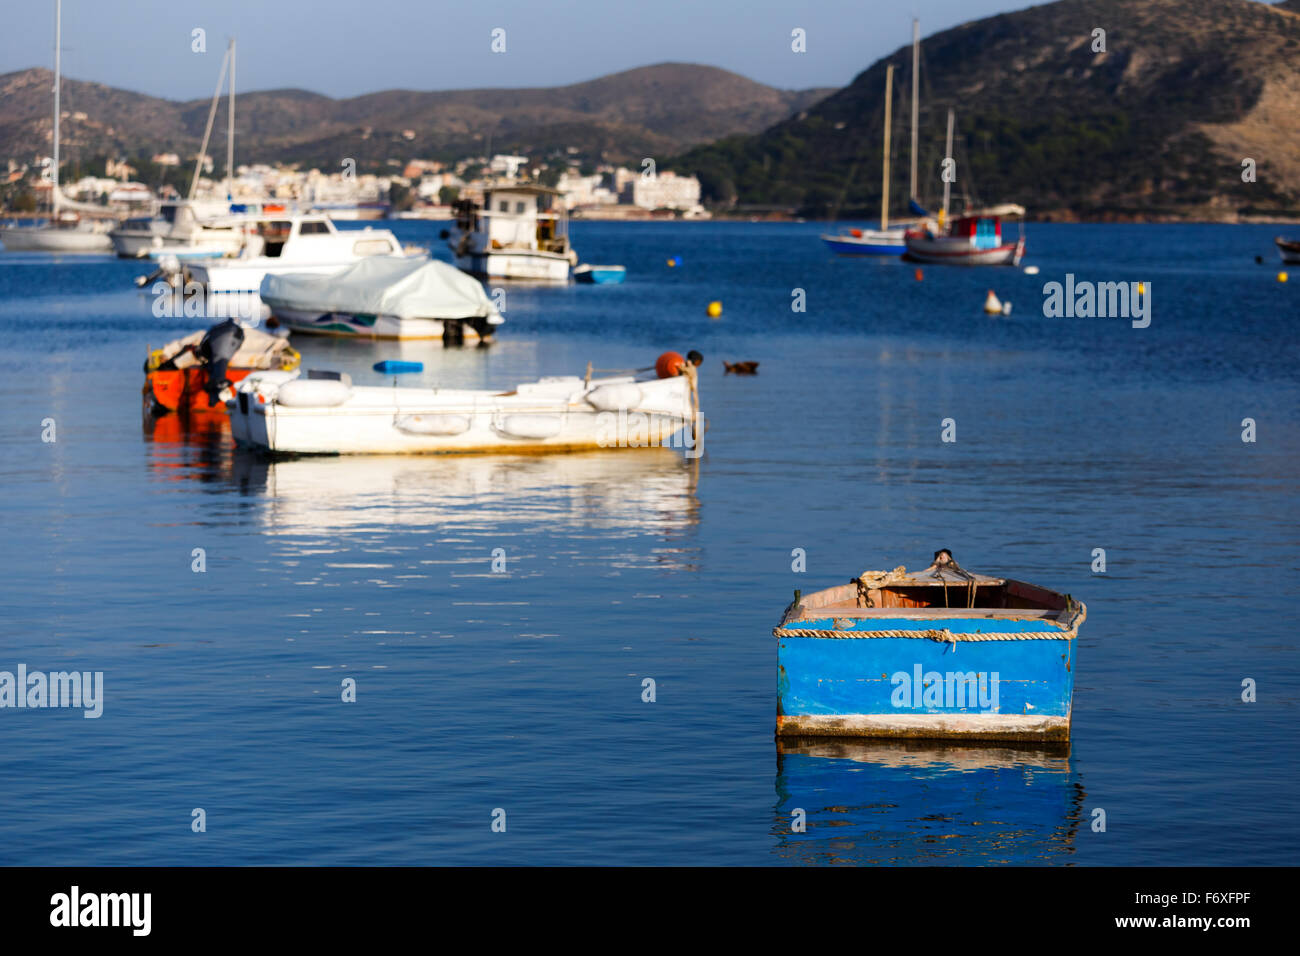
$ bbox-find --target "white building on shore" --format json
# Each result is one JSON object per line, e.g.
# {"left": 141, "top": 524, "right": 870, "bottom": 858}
{"left": 621, "top": 170, "right": 704, "bottom": 215}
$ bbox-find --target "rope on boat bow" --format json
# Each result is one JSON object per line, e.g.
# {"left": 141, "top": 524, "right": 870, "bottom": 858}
{"left": 929, "top": 549, "right": 978, "bottom": 609}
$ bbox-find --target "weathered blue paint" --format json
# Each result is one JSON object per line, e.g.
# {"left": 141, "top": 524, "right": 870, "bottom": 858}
{"left": 778, "top": 633, "right": 1074, "bottom": 720}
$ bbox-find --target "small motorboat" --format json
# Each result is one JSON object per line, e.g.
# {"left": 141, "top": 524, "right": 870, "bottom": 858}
{"left": 144, "top": 320, "right": 300, "bottom": 414}
{"left": 774, "top": 550, "right": 1085, "bottom": 741}
{"left": 573, "top": 264, "right": 627, "bottom": 284}
{"left": 1276, "top": 237, "right": 1300, "bottom": 265}
{"left": 260, "top": 256, "right": 503, "bottom": 343}
{"left": 228, "top": 351, "right": 704, "bottom": 456}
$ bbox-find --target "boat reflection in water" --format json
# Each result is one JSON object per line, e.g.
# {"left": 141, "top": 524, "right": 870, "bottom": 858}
{"left": 143, "top": 408, "right": 699, "bottom": 544}
{"left": 773, "top": 737, "right": 1084, "bottom": 865}
{"left": 230, "top": 448, "right": 699, "bottom": 538}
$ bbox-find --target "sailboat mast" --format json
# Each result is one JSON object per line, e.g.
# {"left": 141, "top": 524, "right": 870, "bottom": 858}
{"left": 942, "top": 108, "right": 954, "bottom": 218}
{"left": 226, "top": 37, "right": 236, "bottom": 202}
{"left": 190, "top": 45, "right": 231, "bottom": 200}
{"left": 51, "top": 0, "right": 61, "bottom": 218}
{"left": 881, "top": 64, "right": 893, "bottom": 230}
{"left": 909, "top": 18, "right": 919, "bottom": 202}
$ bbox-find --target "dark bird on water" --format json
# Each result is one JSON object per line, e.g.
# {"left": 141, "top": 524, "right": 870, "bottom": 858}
{"left": 723, "top": 361, "right": 759, "bottom": 375}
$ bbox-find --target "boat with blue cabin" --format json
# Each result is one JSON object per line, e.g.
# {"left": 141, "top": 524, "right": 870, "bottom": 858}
{"left": 774, "top": 551, "right": 1084, "bottom": 741}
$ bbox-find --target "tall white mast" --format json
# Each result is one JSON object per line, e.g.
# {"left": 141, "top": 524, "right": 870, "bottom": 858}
{"left": 190, "top": 45, "right": 231, "bottom": 200}
{"left": 909, "top": 18, "right": 919, "bottom": 203}
{"left": 226, "top": 37, "right": 236, "bottom": 201}
{"left": 881, "top": 64, "right": 893, "bottom": 230}
{"left": 51, "top": 0, "right": 61, "bottom": 218}
{"left": 942, "top": 108, "right": 954, "bottom": 218}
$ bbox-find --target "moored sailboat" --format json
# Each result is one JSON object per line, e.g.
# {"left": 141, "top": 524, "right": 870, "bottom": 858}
{"left": 821, "top": 21, "right": 924, "bottom": 257}
{"left": 0, "top": 1, "right": 114, "bottom": 254}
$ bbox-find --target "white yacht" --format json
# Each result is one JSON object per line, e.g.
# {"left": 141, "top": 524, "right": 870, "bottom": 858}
{"left": 447, "top": 183, "right": 577, "bottom": 281}
{"left": 110, "top": 200, "right": 272, "bottom": 259}
{"left": 186, "top": 213, "right": 408, "bottom": 295}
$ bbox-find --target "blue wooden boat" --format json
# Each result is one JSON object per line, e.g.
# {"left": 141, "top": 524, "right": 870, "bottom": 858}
{"left": 775, "top": 551, "right": 1085, "bottom": 741}
{"left": 573, "top": 264, "right": 626, "bottom": 284}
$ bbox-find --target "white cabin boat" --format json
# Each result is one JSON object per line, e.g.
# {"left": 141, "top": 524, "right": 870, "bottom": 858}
{"left": 187, "top": 214, "right": 407, "bottom": 295}
{"left": 228, "top": 359, "right": 701, "bottom": 456}
{"left": 448, "top": 184, "right": 577, "bottom": 281}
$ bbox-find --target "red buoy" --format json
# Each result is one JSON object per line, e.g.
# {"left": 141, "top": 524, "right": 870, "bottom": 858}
{"left": 655, "top": 351, "right": 686, "bottom": 378}
{"left": 914, "top": 268, "right": 924, "bottom": 281}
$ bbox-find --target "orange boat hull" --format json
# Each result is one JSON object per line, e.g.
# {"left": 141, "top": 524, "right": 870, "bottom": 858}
{"left": 147, "top": 366, "right": 254, "bottom": 413}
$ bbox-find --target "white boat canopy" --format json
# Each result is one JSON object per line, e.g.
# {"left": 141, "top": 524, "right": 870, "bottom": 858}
{"left": 962, "top": 203, "right": 1026, "bottom": 219}
{"left": 260, "top": 257, "right": 502, "bottom": 322}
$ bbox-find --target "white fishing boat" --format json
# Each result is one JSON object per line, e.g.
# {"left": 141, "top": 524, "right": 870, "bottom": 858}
{"left": 447, "top": 183, "right": 577, "bottom": 281}
{"left": 228, "top": 352, "right": 703, "bottom": 456}
{"left": 186, "top": 214, "right": 407, "bottom": 295}
{"left": 0, "top": 1, "right": 114, "bottom": 254}
{"left": 260, "top": 256, "right": 503, "bottom": 342}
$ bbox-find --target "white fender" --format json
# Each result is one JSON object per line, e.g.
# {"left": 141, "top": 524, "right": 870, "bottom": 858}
{"left": 394, "top": 414, "right": 471, "bottom": 436}
{"left": 585, "top": 383, "right": 643, "bottom": 412}
{"left": 276, "top": 378, "right": 352, "bottom": 408}
{"left": 494, "top": 414, "right": 563, "bottom": 440}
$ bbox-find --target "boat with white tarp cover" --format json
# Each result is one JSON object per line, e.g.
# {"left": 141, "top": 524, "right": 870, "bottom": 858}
{"left": 260, "top": 257, "right": 504, "bottom": 342}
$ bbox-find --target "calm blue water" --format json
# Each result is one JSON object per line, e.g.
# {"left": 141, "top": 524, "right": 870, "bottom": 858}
{"left": 0, "top": 221, "right": 1296, "bottom": 865}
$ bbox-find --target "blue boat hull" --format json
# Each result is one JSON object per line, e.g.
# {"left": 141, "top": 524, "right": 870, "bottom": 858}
{"left": 821, "top": 236, "right": 906, "bottom": 256}
{"left": 777, "top": 616, "right": 1076, "bottom": 741}
{"left": 574, "top": 266, "right": 626, "bottom": 284}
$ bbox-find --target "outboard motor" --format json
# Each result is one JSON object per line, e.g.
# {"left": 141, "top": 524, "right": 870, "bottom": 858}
{"left": 198, "top": 319, "right": 245, "bottom": 405}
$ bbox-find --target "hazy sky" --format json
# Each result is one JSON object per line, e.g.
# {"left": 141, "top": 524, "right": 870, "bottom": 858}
{"left": 0, "top": 0, "right": 1046, "bottom": 100}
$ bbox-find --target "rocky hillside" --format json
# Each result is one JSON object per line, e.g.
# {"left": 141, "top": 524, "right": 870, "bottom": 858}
{"left": 0, "top": 63, "right": 831, "bottom": 171}
{"left": 668, "top": 0, "right": 1300, "bottom": 220}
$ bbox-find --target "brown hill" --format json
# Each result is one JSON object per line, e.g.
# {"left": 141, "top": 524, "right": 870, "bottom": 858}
{"left": 0, "top": 63, "right": 831, "bottom": 171}
{"left": 670, "top": 0, "right": 1300, "bottom": 220}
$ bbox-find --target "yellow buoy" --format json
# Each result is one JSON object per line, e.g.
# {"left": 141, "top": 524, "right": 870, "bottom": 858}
{"left": 706, "top": 300, "right": 723, "bottom": 318}
{"left": 1279, "top": 272, "right": 1289, "bottom": 283}
{"left": 1137, "top": 282, "right": 1145, "bottom": 295}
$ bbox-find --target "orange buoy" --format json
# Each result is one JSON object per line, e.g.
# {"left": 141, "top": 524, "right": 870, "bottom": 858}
{"left": 655, "top": 351, "right": 686, "bottom": 378}
{"left": 914, "top": 268, "right": 924, "bottom": 281}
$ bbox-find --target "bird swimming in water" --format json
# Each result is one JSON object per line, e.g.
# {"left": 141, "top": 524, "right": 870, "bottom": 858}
{"left": 723, "top": 361, "right": 759, "bottom": 375}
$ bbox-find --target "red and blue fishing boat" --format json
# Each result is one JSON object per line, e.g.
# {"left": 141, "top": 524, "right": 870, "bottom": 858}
{"left": 774, "top": 551, "right": 1084, "bottom": 742}
{"left": 903, "top": 204, "right": 1026, "bottom": 266}
{"left": 902, "top": 107, "right": 1025, "bottom": 266}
